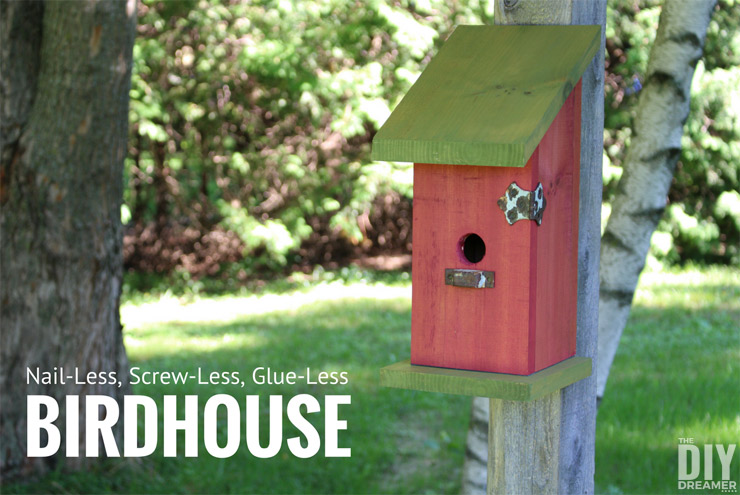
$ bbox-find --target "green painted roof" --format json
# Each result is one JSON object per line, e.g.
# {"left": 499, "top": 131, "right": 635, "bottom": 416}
{"left": 372, "top": 25, "right": 600, "bottom": 167}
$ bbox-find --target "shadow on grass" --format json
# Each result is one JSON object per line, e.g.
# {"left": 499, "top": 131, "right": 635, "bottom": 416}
{"left": 122, "top": 267, "right": 413, "bottom": 303}
{"left": 8, "top": 297, "right": 470, "bottom": 495}
{"left": 595, "top": 285, "right": 740, "bottom": 495}
{"left": 6, "top": 269, "right": 738, "bottom": 495}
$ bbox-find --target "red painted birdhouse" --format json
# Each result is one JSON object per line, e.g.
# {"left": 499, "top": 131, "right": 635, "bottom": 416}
{"left": 372, "top": 25, "right": 600, "bottom": 375}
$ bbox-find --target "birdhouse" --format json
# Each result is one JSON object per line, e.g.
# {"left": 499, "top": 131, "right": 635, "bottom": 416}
{"left": 373, "top": 25, "right": 600, "bottom": 376}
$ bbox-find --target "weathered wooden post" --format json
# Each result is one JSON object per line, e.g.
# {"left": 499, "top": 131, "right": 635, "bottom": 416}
{"left": 491, "top": 2, "right": 607, "bottom": 494}
{"left": 374, "top": 3, "right": 606, "bottom": 492}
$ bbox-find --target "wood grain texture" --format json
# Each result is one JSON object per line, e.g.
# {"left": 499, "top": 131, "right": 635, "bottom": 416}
{"left": 371, "top": 25, "right": 600, "bottom": 167}
{"left": 559, "top": 2, "right": 605, "bottom": 494}
{"left": 489, "top": 392, "right": 561, "bottom": 495}
{"left": 532, "top": 81, "right": 581, "bottom": 371}
{"left": 379, "top": 357, "right": 591, "bottom": 401}
{"left": 411, "top": 160, "right": 533, "bottom": 374}
{"left": 494, "top": 0, "right": 571, "bottom": 25}
{"left": 410, "top": 84, "right": 580, "bottom": 376}
{"left": 481, "top": 2, "right": 606, "bottom": 495}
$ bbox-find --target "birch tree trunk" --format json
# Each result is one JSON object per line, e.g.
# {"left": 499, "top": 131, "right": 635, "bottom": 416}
{"left": 0, "top": 0, "right": 137, "bottom": 479}
{"left": 461, "top": 397, "right": 490, "bottom": 494}
{"left": 461, "top": 0, "right": 606, "bottom": 493}
{"left": 596, "top": 0, "right": 716, "bottom": 401}
{"left": 463, "top": 0, "right": 717, "bottom": 491}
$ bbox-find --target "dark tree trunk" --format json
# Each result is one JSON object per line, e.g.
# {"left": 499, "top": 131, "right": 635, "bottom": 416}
{"left": 1, "top": 0, "right": 137, "bottom": 479}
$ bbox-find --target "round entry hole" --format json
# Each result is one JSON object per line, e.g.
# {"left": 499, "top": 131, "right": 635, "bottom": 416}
{"left": 461, "top": 233, "right": 486, "bottom": 263}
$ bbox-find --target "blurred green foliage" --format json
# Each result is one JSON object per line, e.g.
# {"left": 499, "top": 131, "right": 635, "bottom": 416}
{"left": 125, "top": 0, "right": 739, "bottom": 279}
{"left": 126, "top": 0, "right": 493, "bottom": 275}
{"left": 604, "top": 0, "right": 740, "bottom": 265}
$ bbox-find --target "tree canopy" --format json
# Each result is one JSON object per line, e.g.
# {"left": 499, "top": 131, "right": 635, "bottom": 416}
{"left": 124, "top": 0, "right": 739, "bottom": 287}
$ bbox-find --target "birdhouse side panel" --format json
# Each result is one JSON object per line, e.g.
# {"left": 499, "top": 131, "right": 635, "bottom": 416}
{"left": 411, "top": 162, "right": 539, "bottom": 375}
{"left": 531, "top": 81, "right": 582, "bottom": 372}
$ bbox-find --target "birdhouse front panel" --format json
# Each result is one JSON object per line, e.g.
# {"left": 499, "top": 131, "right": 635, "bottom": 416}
{"left": 371, "top": 25, "right": 600, "bottom": 376}
{"left": 411, "top": 82, "right": 581, "bottom": 375}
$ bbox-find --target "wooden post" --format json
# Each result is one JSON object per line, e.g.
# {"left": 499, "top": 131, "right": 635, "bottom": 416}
{"left": 488, "top": 1, "right": 606, "bottom": 494}
{"left": 489, "top": 393, "right": 561, "bottom": 493}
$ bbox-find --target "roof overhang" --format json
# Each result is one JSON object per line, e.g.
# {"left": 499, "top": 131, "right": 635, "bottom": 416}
{"left": 372, "top": 25, "right": 601, "bottom": 167}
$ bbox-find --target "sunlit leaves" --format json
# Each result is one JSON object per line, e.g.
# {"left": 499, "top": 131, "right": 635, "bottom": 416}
{"left": 127, "top": 0, "right": 467, "bottom": 270}
{"left": 605, "top": 0, "right": 739, "bottom": 265}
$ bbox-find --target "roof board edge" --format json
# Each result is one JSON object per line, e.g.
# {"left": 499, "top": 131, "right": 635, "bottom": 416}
{"left": 379, "top": 357, "right": 592, "bottom": 400}
{"left": 372, "top": 138, "right": 528, "bottom": 167}
{"left": 371, "top": 24, "right": 601, "bottom": 168}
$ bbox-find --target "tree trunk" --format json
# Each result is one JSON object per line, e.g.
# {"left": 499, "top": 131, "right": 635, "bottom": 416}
{"left": 1, "top": 0, "right": 137, "bottom": 479}
{"left": 596, "top": 0, "right": 716, "bottom": 401}
{"left": 461, "top": 397, "right": 489, "bottom": 495}
{"left": 461, "top": 1, "right": 606, "bottom": 493}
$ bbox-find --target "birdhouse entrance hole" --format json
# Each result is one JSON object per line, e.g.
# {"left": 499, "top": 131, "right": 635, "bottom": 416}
{"left": 461, "top": 233, "right": 485, "bottom": 263}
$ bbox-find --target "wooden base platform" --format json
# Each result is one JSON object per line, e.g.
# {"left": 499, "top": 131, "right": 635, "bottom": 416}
{"left": 380, "top": 357, "right": 591, "bottom": 401}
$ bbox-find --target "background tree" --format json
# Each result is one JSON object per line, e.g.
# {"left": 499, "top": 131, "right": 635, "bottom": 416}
{"left": 597, "top": 0, "right": 717, "bottom": 400}
{"left": 0, "top": 0, "right": 137, "bottom": 477}
{"left": 120, "top": 0, "right": 495, "bottom": 283}
{"left": 603, "top": 0, "right": 739, "bottom": 269}
{"left": 120, "top": 0, "right": 737, "bottom": 291}
{"left": 462, "top": 0, "right": 721, "bottom": 492}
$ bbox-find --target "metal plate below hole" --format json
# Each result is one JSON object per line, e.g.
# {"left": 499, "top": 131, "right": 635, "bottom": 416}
{"left": 445, "top": 269, "right": 495, "bottom": 288}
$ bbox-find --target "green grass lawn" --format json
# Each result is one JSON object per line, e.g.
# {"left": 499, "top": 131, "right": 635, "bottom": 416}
{"left": 595, "top": 266, "right": 740, "bottom": 495}
{"left": 6, "top": 266, "right": 739, "bottom": 494}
